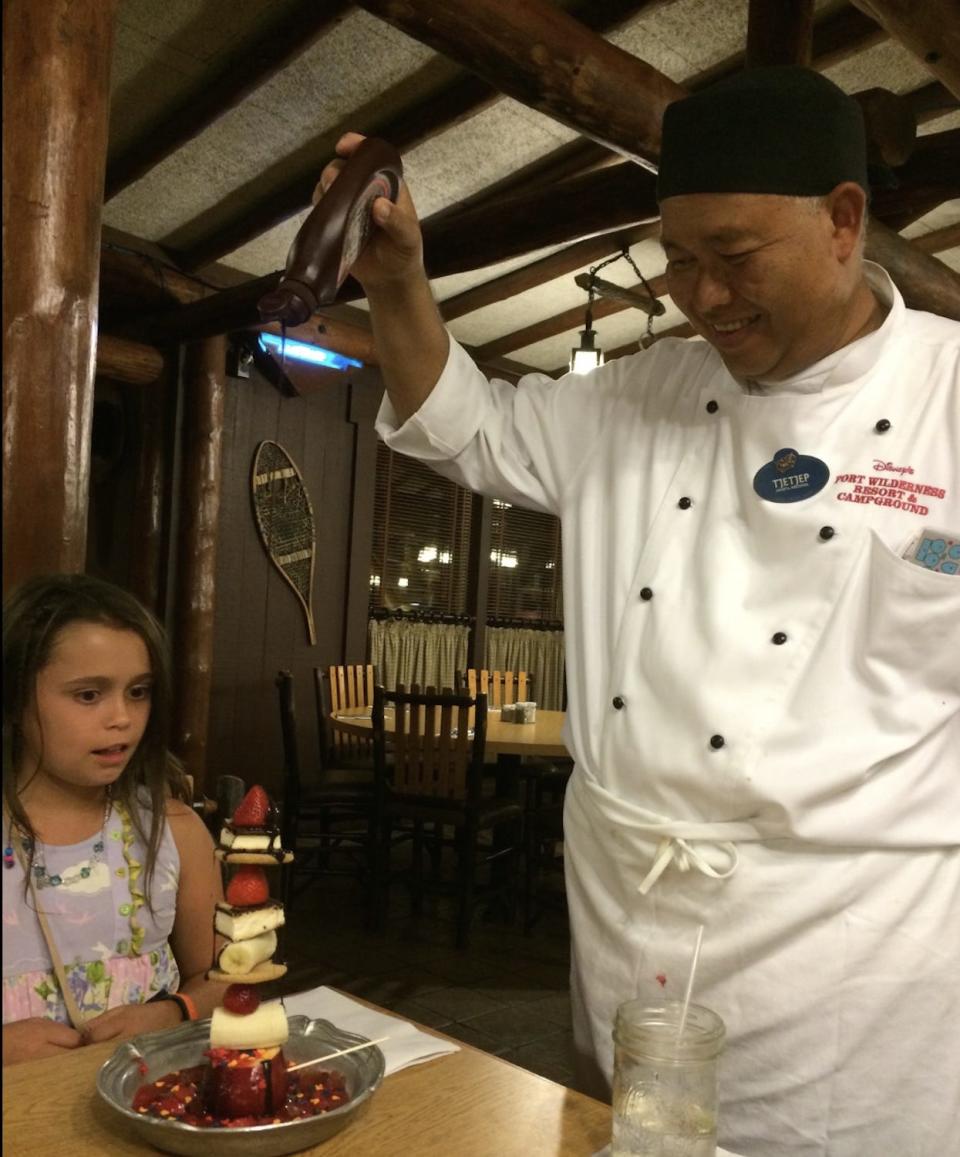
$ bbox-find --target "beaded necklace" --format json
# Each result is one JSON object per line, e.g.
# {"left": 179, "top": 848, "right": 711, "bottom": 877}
{"left": 4, "top": 793, "right": 148, "bottom": 958}
{"left": 4, "top": 792, "right": 112, "bottom": 889}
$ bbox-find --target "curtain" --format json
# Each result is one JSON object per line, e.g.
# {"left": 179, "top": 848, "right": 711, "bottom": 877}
{"left": 368, "top": 619, "right": 469, "bottom": 692}
{"left": 485, "top": 627, "right": 566, "bottom": 710}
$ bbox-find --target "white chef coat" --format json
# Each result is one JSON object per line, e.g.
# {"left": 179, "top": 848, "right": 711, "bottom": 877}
{"left": 377, "top": 264, "right": 960, "bottom": 1157}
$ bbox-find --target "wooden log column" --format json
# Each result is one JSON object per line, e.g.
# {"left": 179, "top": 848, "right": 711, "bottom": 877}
{"left": 172, "top": 337, "right": 226, "bottom": 791}
{"left": 2, "top": 0, "right": 117, "bottom": 593}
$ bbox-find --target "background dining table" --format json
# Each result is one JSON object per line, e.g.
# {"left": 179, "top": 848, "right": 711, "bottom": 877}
{"left": 330, "top": 705, "right": 570, "bottom": 759}
{"left": 2, "top": 1001, "right": 611, "bottom": 1156}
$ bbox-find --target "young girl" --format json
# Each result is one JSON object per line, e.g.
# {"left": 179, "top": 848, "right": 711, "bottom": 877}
{"left": 2, "top": 573, "right": 224, "bottom": 1065}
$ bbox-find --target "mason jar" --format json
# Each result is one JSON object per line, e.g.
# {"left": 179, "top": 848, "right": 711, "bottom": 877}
{"left": 611, "top": 999, "right": 725, "bottom": 1157}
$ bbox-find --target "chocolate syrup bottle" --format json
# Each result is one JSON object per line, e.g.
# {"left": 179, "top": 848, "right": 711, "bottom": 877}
{"left": 258, "top": 137, "right": 403, "bottom": 326}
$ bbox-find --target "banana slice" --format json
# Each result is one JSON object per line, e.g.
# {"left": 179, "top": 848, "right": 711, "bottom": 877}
{"left": 218, "top": 930, "right": 277, "bottom": 975}
{"left": 210, "top": 1001, "right": 289, "bottom": 1050}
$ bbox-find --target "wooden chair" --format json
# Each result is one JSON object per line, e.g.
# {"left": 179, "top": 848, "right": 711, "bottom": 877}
{"left": 276, "top": 670, "right": 378, "bottom": 916}
{"left": 317, "top": 664, "right": 376, "bottom": 769}
{"left": 459, "top": 668, "right": 532, "bottom": 708}
{"left": 371, "top": 683, "right": 524, "bottom": 949}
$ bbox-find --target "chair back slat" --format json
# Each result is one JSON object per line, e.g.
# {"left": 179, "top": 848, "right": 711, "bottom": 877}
{"left": 323, "top": 663, "right": 376, "bottom": 765}
{"left": 376, "top": 683, "right": 486, "bottom": 802}
{"left": 463, "top": 669, "right": 531, "bottom": 708}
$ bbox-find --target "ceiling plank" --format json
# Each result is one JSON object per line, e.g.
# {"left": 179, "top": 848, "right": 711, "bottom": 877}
{"left": 105, "top": 0, "right": 354, "bottom": 200}
{"left": 178, "top": 0, "right": 660, "bottom": 271}
{"left": 355, "top": 0, "right": 685, "bottom": 167}
{"left": 848, "top": 0, "right": 960, "bottom": 99}
{"left": 745, "top": 0, "right": 815, "bottom": 68}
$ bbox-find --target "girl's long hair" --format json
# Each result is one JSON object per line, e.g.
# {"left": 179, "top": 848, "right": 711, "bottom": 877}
{"left": 3, "top": 573, "right": 190, "bottom": 905}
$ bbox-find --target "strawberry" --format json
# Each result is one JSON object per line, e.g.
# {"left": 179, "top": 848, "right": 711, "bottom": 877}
{"left": 223, "top": 984, "right": 261, "bottom": 1016}
{"left": 226, "top": 865, "right": 270, "bottom": 907}
{"left": 231, "top": 785, "right": 271, "bottom": 827}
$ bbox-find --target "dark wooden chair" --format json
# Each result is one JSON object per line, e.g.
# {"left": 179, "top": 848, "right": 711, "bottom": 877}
{"left": 276, "top": 669, "right": 378, "bottom": 917}
{"left": 371, "top": 683, "right": 524, "bottom": 950}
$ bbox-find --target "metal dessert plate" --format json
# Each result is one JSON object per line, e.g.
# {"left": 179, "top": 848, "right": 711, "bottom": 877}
{"left": 97, "top": 1014, "right": 385, "bottom": 1157}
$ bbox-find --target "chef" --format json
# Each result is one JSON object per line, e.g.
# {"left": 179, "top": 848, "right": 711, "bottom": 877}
{"left": 318, "top": 66, "right": 960, "bottom": 1156}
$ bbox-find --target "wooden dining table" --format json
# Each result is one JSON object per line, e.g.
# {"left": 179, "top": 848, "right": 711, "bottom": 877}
{"left": 2, "top": 1003, "right": 610, "bottom": 1156}
{"left": 330, "top": 705, "right": 570, "bottom": 759}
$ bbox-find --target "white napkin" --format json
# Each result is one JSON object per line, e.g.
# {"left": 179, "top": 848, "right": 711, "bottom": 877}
{"left": 283, "top": 985, "right": 460, "bottom": 1076}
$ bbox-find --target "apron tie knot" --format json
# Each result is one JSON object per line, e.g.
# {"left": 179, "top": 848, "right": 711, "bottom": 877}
{"left": 637, "top": 835, "right": 740, "bottom": 895}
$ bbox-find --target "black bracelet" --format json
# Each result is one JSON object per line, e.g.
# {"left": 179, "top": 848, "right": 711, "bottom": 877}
{"left": 147, "top": 989, "right": 196, "bottom": 1020}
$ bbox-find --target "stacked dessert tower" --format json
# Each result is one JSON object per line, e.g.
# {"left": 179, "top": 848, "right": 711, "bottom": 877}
{"left": 206, "top": 785, "right": 294, "bottom": 1118}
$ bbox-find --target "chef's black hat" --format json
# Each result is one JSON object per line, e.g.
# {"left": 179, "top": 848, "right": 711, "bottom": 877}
{"left": 656, "top": 66, "right": 869, "bottom": 201}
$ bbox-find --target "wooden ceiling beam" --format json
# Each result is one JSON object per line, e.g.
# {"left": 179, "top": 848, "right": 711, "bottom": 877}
{"left": 910, "top": 221, "right": 960, "bottom": 254}
{"left": 123, "top": 160, "right": 661, "bottom": 345}
{"left": 848, "top": 0, "right": 960, "bottom": 99}
{"left": 908, "top": 79, "right": 958, "bottom": 123}
{"left": 105, "top": 0, "right": 354, "bottom": 200}
{"left": 473, "top": 273, "right": 669, "bottom": 362}
{"left": 356, "top": 0, "right": 684, "bottom": 167}
{"left": 438, "top": 223, "right": 661, "bottom": 322}
{"left": 177, "top": 0, "right": 658, "bottom": 271}
{"left": 870, "top": 128, "right": 960, "bottom": 230}
{"left": 867, "top": 218, "right": 960, "bottom": 317}
{"left": 745, "top": 0, "right": 815, "bottom": 68}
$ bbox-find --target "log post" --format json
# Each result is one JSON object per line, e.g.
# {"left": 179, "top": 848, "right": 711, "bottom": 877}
{"left": 746, "top": 0, "right": 815, "bottom": 67}
{"left": 171, "top": 337, "right": 226, "bottom": 791}
{"left": 127, "top": 363, "right": 174, "bottom": 616}
{"left": 2, "top": 0, "right": 117, "bottom": 593}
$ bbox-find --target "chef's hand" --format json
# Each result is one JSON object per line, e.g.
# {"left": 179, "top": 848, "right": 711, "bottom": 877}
{"left": 315, "top": 131, "right": 425, "bottom": 294}
{"left": 2, "top": 1017, "right": 85, "bottom": 1066}
{"left": 83, "top": 999, "right": 182, "bottom": 1044}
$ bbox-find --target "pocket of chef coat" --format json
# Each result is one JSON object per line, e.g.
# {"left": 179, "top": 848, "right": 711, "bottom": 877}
{"left": 857, "top": 530, "right": 960, "bottom": 701}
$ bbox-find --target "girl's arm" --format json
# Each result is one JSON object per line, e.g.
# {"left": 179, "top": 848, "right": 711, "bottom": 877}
{"left": 85, "top": 800, "right": 225, "bottom": 1043}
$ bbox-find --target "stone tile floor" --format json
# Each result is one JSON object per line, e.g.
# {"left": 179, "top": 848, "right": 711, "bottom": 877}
{"left": 272, "top": 869, "right": 578, "bottom": 1089}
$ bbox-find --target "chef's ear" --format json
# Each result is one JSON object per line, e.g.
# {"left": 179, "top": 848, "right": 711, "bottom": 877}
{"left": 825, "top": 181, "right": 868, "bottom": 262}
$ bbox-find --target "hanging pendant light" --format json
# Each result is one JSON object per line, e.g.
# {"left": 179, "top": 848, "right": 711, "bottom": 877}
{"left": 570, "top": 249, "right": 662, "bottom": 373}
{"left": 570, "top": 287, "right": 604, "bottom": 374}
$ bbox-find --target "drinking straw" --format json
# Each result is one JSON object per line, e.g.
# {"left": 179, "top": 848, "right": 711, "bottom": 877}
{"left": 287, "top": 1036, "right": 390, "bottom": 1072}
{"left": 676, "top": 923, "right": 705, "bottom": 1040}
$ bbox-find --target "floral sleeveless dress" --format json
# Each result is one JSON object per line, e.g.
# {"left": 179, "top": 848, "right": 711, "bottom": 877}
{"left": 2, "top": 799, "right": 180, "bottom": 1024}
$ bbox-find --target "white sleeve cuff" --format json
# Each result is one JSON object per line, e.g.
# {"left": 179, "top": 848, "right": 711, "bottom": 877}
{"left": 374, "top": 336, "right": 491, "bottom": 461}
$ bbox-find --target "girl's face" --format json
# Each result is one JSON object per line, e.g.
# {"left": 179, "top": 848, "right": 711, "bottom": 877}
{"left": 19, "top": 621, "right": 153, "bottom": 794}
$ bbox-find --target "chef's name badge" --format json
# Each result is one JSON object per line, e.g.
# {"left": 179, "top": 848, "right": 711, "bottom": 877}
{"left": 753, "top": 447, "right": 830, "bottom": 503}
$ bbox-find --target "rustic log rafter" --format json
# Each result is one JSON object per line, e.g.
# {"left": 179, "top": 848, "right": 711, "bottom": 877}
{"left": 849, "top": 0, "right": 960, "bottom": 99}
{"left": 106, "top": 0, "right": 960, "bottom": 353}
{"left": 177, "top": 0, "right": 657, "bottom": 271}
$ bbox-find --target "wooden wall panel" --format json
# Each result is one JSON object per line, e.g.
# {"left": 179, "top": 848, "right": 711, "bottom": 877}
{"left": 207, "top": 359, "right": 382, "bottom": 796}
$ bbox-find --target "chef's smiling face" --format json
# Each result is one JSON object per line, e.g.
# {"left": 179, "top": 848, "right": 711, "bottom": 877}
{"left": 660, "top": 186, "right": 866, "bottom": 381}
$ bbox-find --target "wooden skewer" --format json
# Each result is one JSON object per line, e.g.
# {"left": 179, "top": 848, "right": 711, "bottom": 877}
{"left": 286, "top": 1035, "right": 390, "bottom": 1072}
